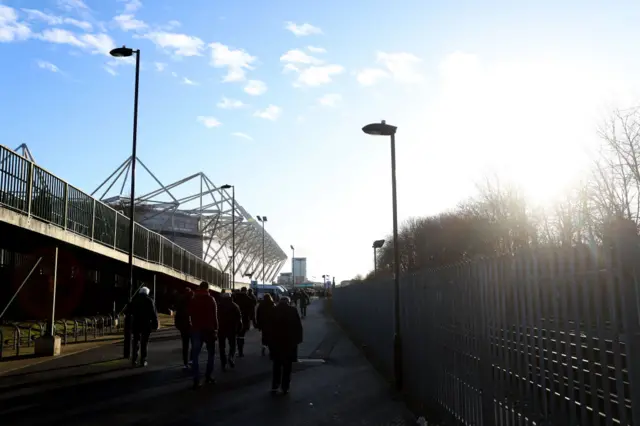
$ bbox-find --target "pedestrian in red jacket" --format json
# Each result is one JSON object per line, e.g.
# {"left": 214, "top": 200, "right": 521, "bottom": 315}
{"left": 189, "top": 281, "right": 218, "bottom": 389}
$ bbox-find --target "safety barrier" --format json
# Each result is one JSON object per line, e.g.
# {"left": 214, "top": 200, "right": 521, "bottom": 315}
{"left": 0, "top": 313, "right": 125, "bottom": 359}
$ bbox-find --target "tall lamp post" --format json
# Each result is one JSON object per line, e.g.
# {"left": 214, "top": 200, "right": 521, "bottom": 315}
{"left": 373, "top": 239, "right": 385, "bottom": 277}
{"left": 362, "top": 120, "right": 403, "bottom": 391}
{"left": 110, "top": 45, "right": 141, "bottom": 360}
{"left": 257, "top": 216, "right": 267, "bottom": 287}
{"left": 290, "top": 245, "right": 295, "bottom": 289}
{"left": 221, "top": 184, "right": 235, "bottom": 290}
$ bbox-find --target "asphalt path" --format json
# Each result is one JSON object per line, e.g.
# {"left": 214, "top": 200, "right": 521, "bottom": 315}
{"left": 0, "top": 300, "right": 415, "bottom": 426}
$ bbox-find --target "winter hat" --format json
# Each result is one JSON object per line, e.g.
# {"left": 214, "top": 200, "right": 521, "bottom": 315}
{"left": 139, "top": 286, "right": 150, "bottom": 295}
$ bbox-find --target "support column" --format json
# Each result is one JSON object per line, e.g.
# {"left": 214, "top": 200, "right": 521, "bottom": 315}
{"left": 35, "top": 247, "right": 61, "bottom": 356}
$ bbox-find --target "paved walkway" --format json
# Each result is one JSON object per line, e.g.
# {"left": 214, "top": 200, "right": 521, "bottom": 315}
{"left": 0, "top": 300, "right": 415, "bottom": 426}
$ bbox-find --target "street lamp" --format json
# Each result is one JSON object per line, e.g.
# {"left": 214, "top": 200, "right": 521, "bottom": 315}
{"left": 221, "top": 184, "right": 235, "bottom": 291}
{"left": 362, "top": 119, "right": 403, "bottom": 391}
{"left": 110, "top": 45, "right": 141, "bottom": 360}
{"left": 290, "top": 244, "right": 295, "bottom": 289}
{"left": 257, "top": 216, "right": 268, "bottom": 286}
{"left": 373, "top": 239, "right": 385, "bottom": 277}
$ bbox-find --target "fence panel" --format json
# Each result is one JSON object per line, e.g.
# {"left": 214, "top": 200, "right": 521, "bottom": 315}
{"left": 333, "top": 244, "right": 640, "bottom": 426}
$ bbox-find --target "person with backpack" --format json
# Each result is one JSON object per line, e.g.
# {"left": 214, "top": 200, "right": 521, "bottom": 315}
{"left": 188, "top": 281, "right": 218, "bottom": 389}
{"left": 126, "top": 286, "right": 159, "bottom": 367}
{"left": 270, "top": 296, "right": 303, "bottom": 395}
{"left": 174, "top": 287, "right": 194, "bottom": 369}
{"left": 217, "top": 292, "right": 242, "bottom": 371}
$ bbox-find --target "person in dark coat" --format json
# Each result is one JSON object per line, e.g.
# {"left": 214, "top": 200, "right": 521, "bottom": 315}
{"left": 217, "top": 292, "right": 242, "bottom": 371}
{"left": 126, "top": 286, "right": 159, "bottom": 367}
{"left": 189, "top": 281, "right": 218, "bottom": 389}
{"left": 298, "top": 290, "right": 310, "bottom": 318}
{"left": 233, "top": 287, "right": 256, "bottom": 357}
{"left": 174, "top": 287, "right": 194, "bottom": 369}
{"left": 256, "top": 293, "right": 276, "bottom": 357}
{"left": 270, "top": 296, "right": 303, "bottom": 395}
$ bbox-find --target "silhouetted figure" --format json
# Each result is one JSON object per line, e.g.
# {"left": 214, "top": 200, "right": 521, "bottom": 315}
{"left": 233, "top": 287, "right": 256, "bottom": 357}
{"left": 126, "top": 286, "right": 159, "bottom": 367}
{"left": 270, "top": 296, "right": 303, "bottom": 395}
{"left": 299, "top": 290, "right": 310, "bottom": 319}
{"left": 189, "top": 281, "right": 218, "bottom": 389}
{"left": 256, "top": 293, "right": 276, "bottom": 357}
{"left": 218, "top": 292, "right": 242, "bottom": 371}
{"left": 174, "top": 287, "right": 194, "bottom": 369}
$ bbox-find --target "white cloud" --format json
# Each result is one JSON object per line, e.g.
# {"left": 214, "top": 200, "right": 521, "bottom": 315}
{"left": 104, "top": 66, "right": 117, "bottom": 76}
{"left": 318, "top": 93, "right": 342, "bottom": 107}
{"left": 285, "top": 22, "right": 322, "bottom": 37}
{"left": 114, "top": 14, "right": 147, "bottom": 32}
{"left": 119, "top": 0, "right": 142, "bottom": 13}
{"left": 80, "top": 33, "right": 116, "bottom": 55}
{"left": 0, "top": 5, "right": 31, "bottom": 42}
{"left": 182, "top": 77, "right": 198, "bottom": 85}
{"left": 232, "top": 132, "right": 253, "bottom": 141}
{"left": 197, "top": 116, "right": 222, "bottom": 128}
{"left": 280, "top": 49, "right": 322, "bottom": 65}
{"left": 38, "top": 28, "right": 84, "bottom": 47}
{"left": 244, "top": 80, "right": 267, "bottom": 96}
{"left": 166, "top": 20, "right": 181, "bottom": 29}
{"left": 254, "top": 105, "right": 282, "bottom": 121}
{"left": 154, "top": 62, "right": 167, "bottom": 72}
{"left": 209, "top": 42, "right": 256, "bottom": 82}
{"left": 38, "top": 29, "right": 116, "bottom": 56}
{"left": 295, "top": 64, "right": 344, "bottom": 87}
{"left": 141, "top": 31, "right": 204, "bottom": 56}
{"left": 356, "top": 68, "right": 389, "bottom": 86}
{"left": 217, "top": 97, "right": 246, "bottom": 109}
{"left": 22, "top": 9, "right": 92, "bottom": 31}
{"left": 171, "top": 71, "right": 178, "bottom": 78}
{"left": 57, "top": 0, "right": 89, "bottom": 12}
{"left": 376, "top": 51, "right": 423, "bottom": 84}
{"left": 307, "top": 46, "right": 326, "bottom": 54}
{"left": 37, "top": 60, "right": 60, "bottom": 73}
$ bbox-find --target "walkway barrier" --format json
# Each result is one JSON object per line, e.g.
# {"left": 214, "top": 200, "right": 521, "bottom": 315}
{"left": 0, "top": 314, "right": 129, "bottom": 360}
{"left": 333, "top": 244, "right": 640, "bottom": 426}
{"left": 0, "top": 144, "right": 222, "bottom": 286}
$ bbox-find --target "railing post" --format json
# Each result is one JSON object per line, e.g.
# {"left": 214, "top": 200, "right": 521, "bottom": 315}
{"left": 91, "top": 199, "right": 96, "bottom": 240}
{"left": 63, "top": 183, "right": 69, "bottom": 230}
{"left": 614, "top": 224, "right": 640, "bottom": 424}
{"left": 26, "top": 162, "right": 34, "bottom": 215}
{"left": 113, "top": 213, "right": 118, "bottom": 249}
{"left": 146, "top": 230, "right": 150, "bottom": 260}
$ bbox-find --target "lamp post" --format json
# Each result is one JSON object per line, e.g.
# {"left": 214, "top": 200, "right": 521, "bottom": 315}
{"left": 221, "top": 184, "right": 235, "bottom": 290}
{"left": 362, "top": 119, "right": 402, "bottom": 391}
{"left": 110, "top": 45, "right": 141, "bottom": 360}
{"left": 257, "top": 216, "right": 267, "bottom": 287}
{"left": 290, "top": 244, "right": 295, "bottom": 289}
{"left": 373, "top": 239, "right": 385, "bottom": 277}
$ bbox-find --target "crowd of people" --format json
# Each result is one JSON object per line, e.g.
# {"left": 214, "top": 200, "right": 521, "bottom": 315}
{"left": 126, "top": 283, "right": 309, "bottom": 394}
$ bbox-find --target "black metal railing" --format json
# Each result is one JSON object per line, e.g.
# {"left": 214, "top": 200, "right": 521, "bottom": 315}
{"left": 0, "top": 145, "right": 220, "bottom": 285}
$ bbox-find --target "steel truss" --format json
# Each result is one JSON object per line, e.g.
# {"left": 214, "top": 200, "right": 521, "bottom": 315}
{"left": 91, "top": 156, "right": 287, "bottom": 284}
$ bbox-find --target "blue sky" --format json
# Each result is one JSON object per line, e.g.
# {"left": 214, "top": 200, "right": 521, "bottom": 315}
{"left": 2, "top": 0, "right": 640, "bottom": 282}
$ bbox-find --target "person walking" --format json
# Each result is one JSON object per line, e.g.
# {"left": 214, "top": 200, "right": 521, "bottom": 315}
{"left": 233, "top": 287, "right": 256, "bottom": 357}
{"left": 299, "top": 290, "right": 310, "bottom": 319}
{"left": 174, "top": 287, "right": 194, "bottom": 369}
{"left": 127, "top": 286, "right": 159, "bottom": 367}
{"left": 270, "top": 296, "right": 303, "bottom": 395}
{"left": 217, "top": 292, "right": 242, "bottom": 371}
{"left": 188, "top": 281, "right": 218, "bottom": 389}
{"left": 256, "top": 293, "right": 276, "bottom": 357}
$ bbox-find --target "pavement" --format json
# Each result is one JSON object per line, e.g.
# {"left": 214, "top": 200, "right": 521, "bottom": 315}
{"left": 0, "top": 300, "right": 416, "bottom": 426}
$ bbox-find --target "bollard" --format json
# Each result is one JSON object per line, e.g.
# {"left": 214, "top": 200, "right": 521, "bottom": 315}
{"left": 73, "top": 320, "right": 79, "bottom": 343}
{"left": 83, "top": 318, "right": 89, "bottom": 342}
{"left": 92, "top": 317, "right": 98, "bottom": 339}
{"left": 12, "top": 324, "right": 21, "bottom": 357}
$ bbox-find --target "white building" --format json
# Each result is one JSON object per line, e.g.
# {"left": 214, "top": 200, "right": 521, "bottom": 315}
{"left": 292, "top": 257, "right": 307, "bottom": 285}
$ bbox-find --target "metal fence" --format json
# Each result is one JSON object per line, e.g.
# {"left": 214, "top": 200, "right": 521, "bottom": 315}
{"left": 0, "top": 145, "right": 221, "bottom": 285}
{"left": 333, "top": 242, "right": 640, "bottom": 426}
